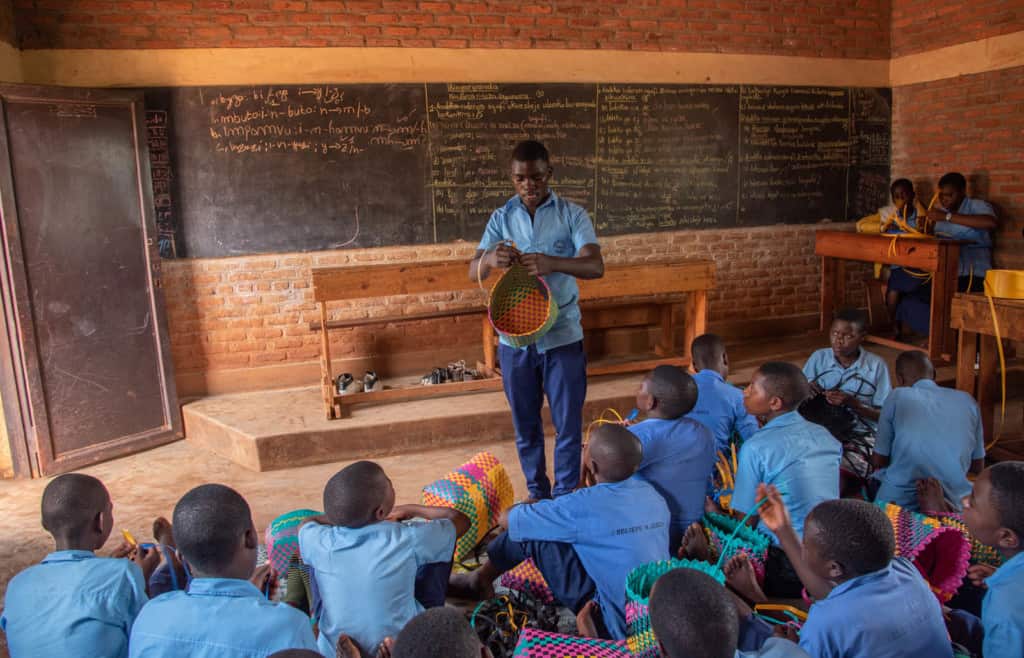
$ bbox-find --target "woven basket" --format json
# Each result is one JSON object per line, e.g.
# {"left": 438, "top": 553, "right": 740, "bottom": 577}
{"left": 625, "top": 559, "right": 725, "bottom": 658}
{"left": 488, "top": 263, "right": 558, "bottom": 348}
{"left": 703, "top": 512, "right": 771, "bottom": 585}
{"left": 500, "top": 558, "right": 556, "bottom": 604}
{"left": 879, "top": 502, "right": 971, "bottom": 603}
{"left": 512, "top": 628, "right": 631, "bottom": 657}
{"left": 265, "top": 508, "right": 321, "bottom": 589}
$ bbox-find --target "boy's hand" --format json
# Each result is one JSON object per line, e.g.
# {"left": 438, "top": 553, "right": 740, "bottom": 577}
{"left": 967, "top": 563, "right": 997, "bottom": 588}
{"left": 386, "top": 505, "right": 420, "bottom": 523}
{"left": 772, "top": 624, "right": 800, "bottom": 643}
{"left": 249, "top": 563, "right": 277, "bottom": 599}
{"left": 130, "top": 545, "right": 161, "bottom": 581}
{"left": 808, "top": 381, "right": 823, "bottom": 396}
{"left": 487, "top": 243, "right": 519, "bottom": 269}
{"left": 824, "top": 390, "right": 854, "bottom": 407}
{"left": 755, "top": 484, "right": 792, "bottom": 534}
{"left": 497, "top": 507, "right": 513, "bottom": 530}
{"left": 110, "top": 540, "right": 134, "bottom": 559}
{"left": 519, "top": 252, "right": 553, "bottom": 277}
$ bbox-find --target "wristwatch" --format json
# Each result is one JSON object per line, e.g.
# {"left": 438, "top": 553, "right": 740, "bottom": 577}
{"left": 945, "top": 211, "right": 953, "bottom": 221}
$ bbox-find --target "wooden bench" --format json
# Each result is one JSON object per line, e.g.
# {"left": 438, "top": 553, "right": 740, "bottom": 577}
{"left": 312, "top": 259, "right": 715, "bottom": 419}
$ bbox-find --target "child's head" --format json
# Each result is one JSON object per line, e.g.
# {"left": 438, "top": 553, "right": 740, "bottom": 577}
{"left": 41, "top": 473, "right": 113, "bottom": 550}
{"left": 829, "top": 309, "right": 868, "bottom": 360}
{"left": 890, "top": 178, "right": 915, "bottom": 209}
{"left": 691, "top": 333, "right": 728, "bottom": 377}
{"left": 803, "top": 499, "right": 895, "bottom": 583}
{"left": 743, "top": 361, "right": 809, "bottom": 417}
{"left": 636, "top": 365, "right": 699, "bottom": 420}
{"left": 938, "top": 171, "right": 967, "bottom": 212}
{"left": 895, "top": 350, "right": 935, "bottom": 387}
{"left": 392, "top": 607, "right": 489, "bottom": 658}
{"left": 586, "top": 424, "right": 643, "bottom": 484}
{"left": 962, "top": 462, "right": 1024, "bottom": 556}
{"left": 649, "top": 567, "right": 737, "bottom": 658}
{"left": 324, "top": 461, "right": 395, "bottom": 528}
{"left": 172, "top": 483, "right": 258, "bottom": 579}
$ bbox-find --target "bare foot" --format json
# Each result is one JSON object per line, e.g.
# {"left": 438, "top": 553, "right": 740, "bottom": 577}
{"left": 678, "top": 523, "right": 711, "bottom": 562}
{"left": 916, "top": 478, "right": 953, "bottom": 514}
{"left": 152, "top": 516, "right": 175, "bottom": 547}
{"left": 376, "top": 637, "right": 394, "bottom": 658}
{"left": 724, "top": 553, "right": 767, "bottom": 604}
{"left": 576, "top": 600, "right": 600, "bottom": 638}
{"left": 448, "top": 564, "right": 496, "bottom": 600}
{"left": 336, "top": 635, "right": 361, "bottom": 658}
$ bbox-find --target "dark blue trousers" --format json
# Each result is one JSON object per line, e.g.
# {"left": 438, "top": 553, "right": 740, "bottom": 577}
{"left": 414, "top": 561, "right": 453, "bottom": 609}
{"left": 499, "top": 340, "right": 587, "bottom": 499}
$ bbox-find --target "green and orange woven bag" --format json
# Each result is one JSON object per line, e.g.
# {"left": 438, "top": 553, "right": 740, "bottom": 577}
{"left": 487, "top": 263, "right": 559, "bottom": 348}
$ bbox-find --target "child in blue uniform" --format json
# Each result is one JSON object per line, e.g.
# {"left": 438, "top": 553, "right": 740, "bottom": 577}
{"left": 451, "top": 424, "right": 670, "bottom": 640}
{"left": 129, "top": 483, "right": 317, "bottom": 657}
{"left": 687, "top": 334, "right": 759, "bottom": 454}
{"left": 757, "top": 488, "right": 953, "bottom": 658}
{"left": 1, "top": 474, "right": 156, "bottom": 658}
{"left": 299, "top": 461, "right": 470, "bottom": 657}
{"left": 630, "top": 365, "right": 717, "bottom": 552}
{"left": 390, "top": 608, "right": 490, "bottom": 658}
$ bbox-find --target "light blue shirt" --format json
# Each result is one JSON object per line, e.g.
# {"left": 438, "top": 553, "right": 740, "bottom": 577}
{"left": 934, "top": 197, "right": 996, "bottom": 278}
{"left": 1, "top": 550, "right": 147, "bottom": 658}
{"left": 982, "top": 551, "right": 1024, "bottom": 658}
{"left": 508, "top": 477, "right": 670, "bottom": 639}
{"left": 299, "top": 518, "right": 456, "bottom": 656}
{"left": 803, "top": 347, "right": 892, "bottom": 429}
{"left": 875, "top": 379, "right": 985, "bottom": 510}
{"left": 128, "top": 578, "right": 316, "bottom": 658}
{"left": 732, "top": 410, "right": 841, "bottom": 542}
{"left": 738, "top": 638, "right": 812, "bottom": 657}
{"left": 688, "top": 369, "right": 760, "bottom": 453}
{"left": 478, "top": 191, "right": 599, "bottom": 353}
{"left": 799, "top": 558, "right": 952, "bottom": 658}
{"left": 629, "top": 417, "right": 717, "bottom": 533}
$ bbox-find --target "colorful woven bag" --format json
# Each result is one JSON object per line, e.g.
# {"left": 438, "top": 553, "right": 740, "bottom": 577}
{"left": 422, "top": 452, "right": 514, "bottom": 563}
{"left": 933, "top": 512, "right": 1004, "bottom": 567}
{"left": 500, "top": 558, "right": 556, "bottom": 604}
{"left": 488, "top": 263, "right": 558, "bottom": 348}
{"left": 879, "top": 502, "right": 971, "bottom": 602}
{"left": 512, "top": 628, "right": 631, "bottom": 657}
{"left": 625, "top": 558, "right": 725, "bottom": 658}
{"left": 265, "top": 508, "right": 321, "bottom": 612}
{"left": 703, "top": 511, "right": 771, "bottom": 585}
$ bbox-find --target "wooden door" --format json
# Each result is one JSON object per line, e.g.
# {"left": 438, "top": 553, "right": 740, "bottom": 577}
{"left": 0, "top": 85, "right": 180, "bottom": 477}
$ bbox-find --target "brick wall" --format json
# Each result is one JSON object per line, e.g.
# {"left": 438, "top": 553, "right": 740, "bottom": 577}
{"left": 12, "top": 0, "right": 890, "bottom": 58}
{"left": 891, "top": 0, "right": 1024, "bottom": 57}
{"left": 163, "top": 223, "right": 865, "bottom": 382}
{"left": 892, "top": 65, "right": 1024, "bottom": 269}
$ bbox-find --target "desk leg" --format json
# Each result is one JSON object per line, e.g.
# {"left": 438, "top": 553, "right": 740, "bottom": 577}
{"left": 656, "top": 304, "right": 675, "bottom": 357}
{"left": 482, "top": 315, "right": 496, "bottom": 375}
{"left": 978, "top": 333, "right": 998, "bottom": 444}
{"left": 929, "top": 245, "right": 959, "bottom": 362}
{"left": 820, "top": 256, "right": 842, "bottom": 330}
{"left": 955, "top": 329, "right": 978, "bottom": 397}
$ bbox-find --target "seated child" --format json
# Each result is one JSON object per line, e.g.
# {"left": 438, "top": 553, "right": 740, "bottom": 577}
{"left": 451, "top": 424, "right": 670, "bottom": 640}
{"left": 391, "top": 607, "right": 491, "bottom": 658}
{"left": 872, "top": 351, "right": 984, "bottom": 511}
{"left": 687, "top": 334, "right": 759, "bottom": 453}
{"left": 298, "top": 461, "right": 471, "bottom": 657}
{"left": 869, "top": 179, "right": 931, "bottom": 324}
{"left": 757, "top": 486, "right": 952, "bottom": 658}
{"left": 948, "top": 462, "right": 1024, "bottom": 658}
{"left": 1, "top": 473, "right": 156, "bottom": 658}
{"left": 129, "top": 484, "right": 318, "bottom": 656}
{"left": 802, "top": 309, "right": 892, "bottom": 481}
{"left": 649, "top": 567, "right": 809, "bottom": 658}
{"left": 630, "top": 365, "right": 717, "bottom": 551}
{"left": 730, "top": 362, "right": 841, "bottom": 598}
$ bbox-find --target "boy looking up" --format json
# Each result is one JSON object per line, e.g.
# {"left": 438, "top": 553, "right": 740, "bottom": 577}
{"left": 687, "top": 334, "right": 759, "bottom": 453}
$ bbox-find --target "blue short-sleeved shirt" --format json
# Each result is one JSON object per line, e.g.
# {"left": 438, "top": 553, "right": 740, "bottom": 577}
{"left": 508, "top": 477, "right": 670, "bottom": 639}
{"left": 128, "top": 578, "right": 317, "bottom": 658}
{"left": 982, "top": 551, "right": 1024, "bottom": 658}
{"left": 933, "top": 197, "right": 996, "bottom": 278}
{"left": 799, "top": 558, "right": 952, "bottom": 658}
{"left": 0, "top": 550, "right": 147, "bottom": 658}
{"left": 731, "top": 410, "right": 841, "bottom": 542}
{"left": 478, "top": 191, "right": 598, "bottom": 353}
{"left": 298, "top": 518, "right": 456, "bottom": 656}
{"left": 629, "top": 417, "right": 717, "bottom": 533}
{"left": 737, "top": 638, "right": 812, "bottom": 657}
{"left": 803, "top": 347, "right": 892, "bottom": 429}
{"left": 687, "top": 369, "right": 760, "bottom": 453}
{"left": 874, "top": 379, "right": 985, "bottom": 510}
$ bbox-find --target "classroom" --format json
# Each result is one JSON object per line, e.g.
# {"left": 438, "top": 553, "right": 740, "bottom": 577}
{"left": 0, "top": 1, "right": 1022, "bottom": 657}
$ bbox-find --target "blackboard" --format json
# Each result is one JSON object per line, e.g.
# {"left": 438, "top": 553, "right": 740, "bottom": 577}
{"left": 145, "top": 83, "right": 891, "bottom": 259}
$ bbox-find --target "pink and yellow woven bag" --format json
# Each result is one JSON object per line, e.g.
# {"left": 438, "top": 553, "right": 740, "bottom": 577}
{"left": 488, "top": 263, "right": 558, "bottom": 348}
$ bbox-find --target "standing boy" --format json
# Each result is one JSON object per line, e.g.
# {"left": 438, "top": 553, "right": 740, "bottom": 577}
{"left": 469, "top": 140, "right": 604, "bottom": 501}
{"left": 687, "top": 333, "right": 759, "bottom": 453}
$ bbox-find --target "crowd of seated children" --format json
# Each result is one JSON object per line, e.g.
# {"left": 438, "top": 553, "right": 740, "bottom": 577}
{"left": 687, "top": 333, "right": 760, "bottom": 454}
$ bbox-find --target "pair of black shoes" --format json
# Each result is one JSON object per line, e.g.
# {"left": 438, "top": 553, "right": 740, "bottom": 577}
{"left": 420, "top": 360, "right": 476, "bottom": 386}
{"left": 335, "top": 370, "right": 381, "bottom": 395}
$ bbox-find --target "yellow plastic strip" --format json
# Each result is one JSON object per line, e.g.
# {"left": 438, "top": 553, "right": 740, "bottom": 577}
{"left": 982, "top": 270, "right": 1024, "bottom": 450}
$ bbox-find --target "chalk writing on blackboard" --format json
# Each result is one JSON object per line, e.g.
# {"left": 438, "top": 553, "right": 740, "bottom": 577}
{"left": 146, "top": 109, "right": 176, "bottom": 258}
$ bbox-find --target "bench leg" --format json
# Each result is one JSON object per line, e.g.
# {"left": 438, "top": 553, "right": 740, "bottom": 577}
{"left": 656, "top": 304, "right": 675, "bottom": 357}
{"left": 318, "top": 301, "right": 337, "bottom": 420}
{"left": 681, "top": 290, "right": 707, "bottom": 366}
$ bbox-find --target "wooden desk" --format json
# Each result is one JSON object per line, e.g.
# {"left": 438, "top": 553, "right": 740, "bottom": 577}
{"left": 815, "top": 231, "right": 963, "bottom": 362}
{"left": 951, "top": 293, "right": 1024, "bottom": 443}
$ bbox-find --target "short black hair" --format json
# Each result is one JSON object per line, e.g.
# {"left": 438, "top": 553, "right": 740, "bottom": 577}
{"left": 833, "top": 308, "right": 868, "bottom": 333}
{"left": 172, "top": 484, "right": 253, "bottom": 574}
{"left": 511, "top": 139, "right": 549, "bottom": 165}
{"left": 691, "top": 333, "right": 725, "bottom": 371}
{"left": 646, "top": 365, "right": 699, "bottom": 418}
{"left": 268, "top": 651, "right": 323, "bottom": 658}
{"left": 755, "top": 361, "right": 810, "bottom": 410}
{"left": 392, "top": 607, "right": 480, "bottom": 658}
{"left": 895, "top": 350, "right": 934, "bottom": 382}
{"left": 324, "top": 461, "right": 390, "bottom": 528}
{"left": 806, "top": 499, "right": 895, "bottom": 577}
{"left": 41, "top": 473, "right": 109, "bottom": 538}
{"left": 589, "top": 423, "right": 643, "bottom": 482}
{"left": 939, "top": 172, "right": 967, "bottom": 191}
{"left": 890, "top": 178, "right": 914, "bottom": 195}
{"left": 649, "top": 568, "right": 737, "bottom": 658}
{"left": 988, "top": 461, "right": 1024, "bottom": 539}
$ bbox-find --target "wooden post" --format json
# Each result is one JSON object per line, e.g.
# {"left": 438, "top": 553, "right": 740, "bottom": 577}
{"left": 656, "top": 303, "right": 675, "bottom": 357}
{"left": 977, "top": 333, "right": 998, "bottom": 444}
{"left": 929, "top": 242, "right": 961, "bottom": 362}
{"left": 482, "top": 315, "right": 496, "bottom": 374}
{"left": 820, "top": 256, "right": 838, "bottom": 331}
{"left": 318, "top": 301, "right": 336, "bottom": 420}
{"left": 955, "top": 328, "right": 978, "bottom": 399}
{"left": 680, "top": 291, "right": 707, "bottom": 365}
